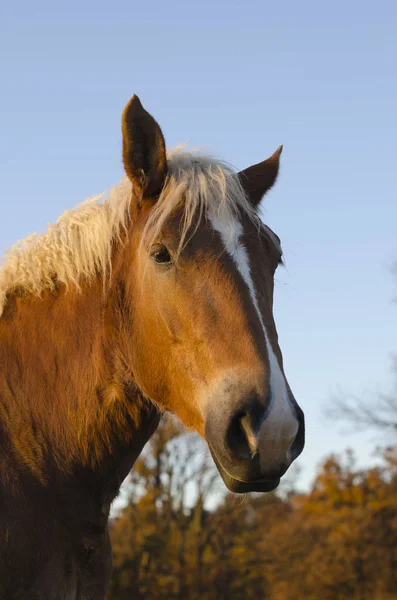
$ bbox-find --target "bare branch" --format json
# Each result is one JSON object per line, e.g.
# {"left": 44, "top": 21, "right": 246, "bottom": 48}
{"left": 325, "top": 357, "right": 397, "bottom": 437}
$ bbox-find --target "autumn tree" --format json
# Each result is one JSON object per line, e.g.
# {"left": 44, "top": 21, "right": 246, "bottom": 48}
{"left": 107, "top": 419, "right": 397, "bottom": 600}
{"left": 259, "top": 449, "right": 397, "bottom": 600}
{"left": 107, "top": 417, "right": 221, "bottom": 600}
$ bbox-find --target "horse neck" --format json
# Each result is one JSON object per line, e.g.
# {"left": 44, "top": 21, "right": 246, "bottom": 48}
{"left": 0, "top": 240, "right": 159, "bottom": 503}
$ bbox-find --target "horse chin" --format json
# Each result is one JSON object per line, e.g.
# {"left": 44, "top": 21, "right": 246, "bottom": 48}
{"left": 208, "top": 446, "right": 280, "bottom": 494}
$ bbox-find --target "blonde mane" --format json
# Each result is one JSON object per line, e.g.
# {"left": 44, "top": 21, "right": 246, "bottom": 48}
{"left": 0, "top": 150, "right": 258, "bottom": 317}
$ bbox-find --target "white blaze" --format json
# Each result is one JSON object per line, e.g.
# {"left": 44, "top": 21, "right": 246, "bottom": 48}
{"left": 208, "top": 211, "right": 298, "bottom": 462}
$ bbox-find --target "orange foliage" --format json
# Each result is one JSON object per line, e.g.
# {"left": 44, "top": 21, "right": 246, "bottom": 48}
{"left": 107, "top": 425, "right": 397, "bottom": 600}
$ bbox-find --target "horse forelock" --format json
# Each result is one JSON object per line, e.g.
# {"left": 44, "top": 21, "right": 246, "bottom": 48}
{"left": 141, "top": 148, "right": 259, "bottom": 255}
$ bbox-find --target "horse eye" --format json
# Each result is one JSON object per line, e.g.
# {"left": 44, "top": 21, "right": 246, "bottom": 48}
{"left": 152, "top": 245, "right": 173, "bottom": 265}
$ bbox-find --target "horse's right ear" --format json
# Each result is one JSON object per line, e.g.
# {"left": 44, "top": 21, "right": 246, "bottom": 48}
{"left": 121, "top": 95, "right": 168, "bottom": 200}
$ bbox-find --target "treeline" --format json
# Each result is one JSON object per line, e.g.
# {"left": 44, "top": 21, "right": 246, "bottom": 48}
{"left": 106, "top": 419, "right": 397, "bottom": 600}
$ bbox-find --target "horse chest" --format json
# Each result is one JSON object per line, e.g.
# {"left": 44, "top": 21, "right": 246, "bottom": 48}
{"left": 0, "top": 496, "right": 112, "bottom": 600}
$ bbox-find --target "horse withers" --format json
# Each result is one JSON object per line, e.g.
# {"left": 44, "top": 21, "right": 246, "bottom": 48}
{"left": 0, "top": 96, "right": 304, "bottom": 599}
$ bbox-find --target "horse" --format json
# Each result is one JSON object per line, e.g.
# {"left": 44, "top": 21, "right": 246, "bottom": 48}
{"left": 0, "top": 95, "right": 304, "bottom": 599}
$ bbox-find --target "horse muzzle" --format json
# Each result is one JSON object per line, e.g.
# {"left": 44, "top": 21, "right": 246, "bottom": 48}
{"left": 205, "top": 390, "right": 305, "bottom": 494}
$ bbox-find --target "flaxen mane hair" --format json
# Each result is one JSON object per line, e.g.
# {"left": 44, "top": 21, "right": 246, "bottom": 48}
{"left": 0, "top": 149, "right": 264, "bottom": 318}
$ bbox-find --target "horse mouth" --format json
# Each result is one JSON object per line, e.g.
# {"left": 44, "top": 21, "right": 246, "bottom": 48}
{"left": 207, "top": 445, "right": 280, "bottom": 494}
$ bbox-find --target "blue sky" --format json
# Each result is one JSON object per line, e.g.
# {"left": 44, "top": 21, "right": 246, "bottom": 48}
{"left": 1, "top": 0, "right": 396, "bottom": 489}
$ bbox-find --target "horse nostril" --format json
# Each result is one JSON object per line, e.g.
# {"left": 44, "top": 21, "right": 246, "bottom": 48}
{"left": 226, "top": 412, "right": 253, "bottom": 458}
{"left": 240, "top": 412, "right": 260, "bottom": 456}
{"left": 225, "top": 395, "right": 265, "bottom": 460}
{"left": 226, "top": 411, "right": 252, "bottom": 459}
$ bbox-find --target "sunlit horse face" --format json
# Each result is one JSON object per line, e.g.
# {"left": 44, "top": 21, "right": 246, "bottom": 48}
{"left": 122, "top": 96, "right": 304, "bottom": 493}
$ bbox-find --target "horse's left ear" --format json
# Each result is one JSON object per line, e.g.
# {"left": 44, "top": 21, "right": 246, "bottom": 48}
{"left": 122, "top": 95, "right": 168, "bottom": 199}
{"left": 238, "top": 145, "right": 283, "bottom": 208}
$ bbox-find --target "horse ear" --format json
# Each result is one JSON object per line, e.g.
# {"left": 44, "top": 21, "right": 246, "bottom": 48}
{"left": 121, "top": 95, "right": 168, "bottom": 199}
{"left": 238, "top": 146, "right": 283, "bottom": 207}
